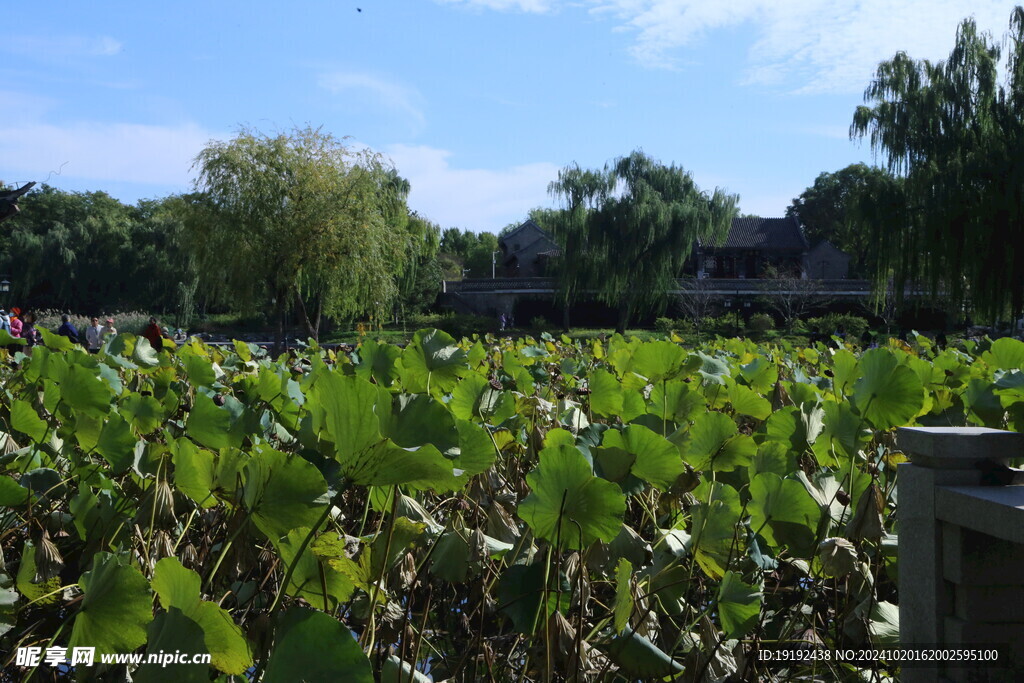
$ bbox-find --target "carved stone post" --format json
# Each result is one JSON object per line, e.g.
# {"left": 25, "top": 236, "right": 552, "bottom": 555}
{"left": 897, "top": 426, "right": 1024, "bottom": 682}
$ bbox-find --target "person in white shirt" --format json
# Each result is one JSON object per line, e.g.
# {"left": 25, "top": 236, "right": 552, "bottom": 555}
{"left": 85, "top": 316, "right": 104, "bottom": 353}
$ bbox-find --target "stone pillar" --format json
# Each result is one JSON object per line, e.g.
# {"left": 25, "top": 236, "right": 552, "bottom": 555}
{"left": 897, "top": 426, "right": 1024, "bottom": 683}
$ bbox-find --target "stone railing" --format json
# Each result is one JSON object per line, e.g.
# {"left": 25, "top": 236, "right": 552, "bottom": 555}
{"left": 445, "top": 277, "right": 874, "bottom": 295}
{"left": 897, "top": 426, "right": 1024, "bottom": 682}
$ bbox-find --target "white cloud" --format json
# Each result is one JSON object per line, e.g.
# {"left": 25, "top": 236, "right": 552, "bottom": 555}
{"left": 385, "top": 144, "right": 560, "bottom": 230}
{"left": 0, "top": 119, "right": 216, "bottom": 187}
{"left": 3, "top": 35, "right": 123, "bottom": 59}
{"left": 436, "top": 0, "right": 557, "bottom": 12}
{"left": 317, "top": 71, "right": 425, "bottom": 129}
{"left": 441, "top": 0, "right": 1023, "bottom": 93}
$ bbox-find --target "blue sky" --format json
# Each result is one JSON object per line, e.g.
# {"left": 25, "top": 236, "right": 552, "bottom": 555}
{"left": 4, "top": 1, "right": 1021, "bottom": 231}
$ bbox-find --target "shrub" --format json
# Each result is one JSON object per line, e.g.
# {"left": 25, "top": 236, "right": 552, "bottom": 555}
{"left": 807, "top": 313, "right": 870, "bottom": 338}
{"left": 530, "top": 315, "right": 548, "bottom": 331}
{"left": 748, "top": 313, "right": 774, "bottom": 333}
{"left": 434, "top": 314, "right": 493, "bottom": 339}
{"left": 654, "top": 317, "right": 675, "bottom": 335}
{"left": 703, "top": 314, "right": 738, "bottom": 335}
{"left": 674, "top": 318, "right": 696, "bottom": 334}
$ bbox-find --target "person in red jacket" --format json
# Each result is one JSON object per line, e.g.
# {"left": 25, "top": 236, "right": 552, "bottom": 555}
{"left": 142, "top": 316, "right": 166, "bottom": 351}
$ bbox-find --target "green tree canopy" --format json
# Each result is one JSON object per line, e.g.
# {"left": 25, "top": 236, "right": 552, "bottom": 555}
{"left": 187, "top": 126, "right": 410, "bottom": 349}
{"left": 0, "top": 185, "right": 194, "bottom": 316}
{"left": 439, "top": 228, "right": 499, "bottom": 279}
{"left": 548, "top": 150, "right": 738, "bottom": 332}
{"left": 851, "top": 7, "right": 1024, "bottom": 319}
{"left": 786, "top": 164, "right": 898, "bottom": 278}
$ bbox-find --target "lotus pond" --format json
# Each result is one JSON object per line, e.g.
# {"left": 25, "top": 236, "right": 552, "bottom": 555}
{"left": 1, "top": 327, "right": 1023, "bottom": 681}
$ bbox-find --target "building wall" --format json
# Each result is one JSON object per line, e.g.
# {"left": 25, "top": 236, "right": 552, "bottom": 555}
{"left": 807, "top": 242, "right": 851, "bottom": 279}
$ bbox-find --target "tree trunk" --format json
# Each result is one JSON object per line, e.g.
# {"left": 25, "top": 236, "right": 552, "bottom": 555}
{"left": 296, "top": 292, "right": 315, "bottom": 341}
{"left": 616, "top": 302, "right": 630, "bottom": 336}
{"left": 274, "top": 295, "right": 286, "bottom": 358}
{"left": 562, "top": 302, "right": 570, "bottom": 333}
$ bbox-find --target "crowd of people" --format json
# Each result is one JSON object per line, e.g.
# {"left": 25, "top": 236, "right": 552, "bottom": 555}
{"left": 0, "top": 309, "right": 180, "bottom": 353}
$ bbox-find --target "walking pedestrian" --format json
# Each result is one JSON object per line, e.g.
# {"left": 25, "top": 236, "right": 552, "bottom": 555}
{"left": 143, "top": 316, "right": 165, "bottom": 351}
{"left": 21, "top": 312, "right": 41, "bottom": 350}
{"left": 101, "top": 317, "right": 117, "bottom": 341}
{"left": 9, "top": 308, "right": 23, "bottom": 338}
{"left": 0, "top": 309, "right": 9, "bottom": 333}
{"left": 57, "top": 314, "right": 80, "bottom": 345}
{"left": 85, "top": 316, "right": 103, "bottom": 353}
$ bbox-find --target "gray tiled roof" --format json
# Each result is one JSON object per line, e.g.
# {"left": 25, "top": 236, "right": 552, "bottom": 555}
{"left": 699, "top": 216, "right": 807, "bottom": 251}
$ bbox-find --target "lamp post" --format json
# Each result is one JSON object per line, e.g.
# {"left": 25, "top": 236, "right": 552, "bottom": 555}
{"left": 0, "top": 278, "right": 9, "bottom": 309}
{"left": 492, "top": 251, "right": 500, "bottom": 279}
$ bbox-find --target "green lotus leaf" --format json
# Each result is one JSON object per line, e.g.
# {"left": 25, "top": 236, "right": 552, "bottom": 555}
{"left": 399, "top": 328, "right": 467, "bottom": 395}
{"left": 519, "top": 445, "right": 626, "bottom": 549}
{"left": 242, "top": 446, "right": 329, "bottom": 541}
{"left": 599, "top": 424, "right": 682, "bottom": 491}
{"left": 964, "top": 378, "right": 1004, "bottom": 427}
{"left": 985, "top": 337, "right": 1024, "bottom": 371}
{"left": 74, "top": 413, "right": 102, "bottom": 452}
{"left": 629, "top": 340, "right": 688, "bottom": 383}
{"left": 170, "top": 438, "right": 217, "bottom": 508}
{"left": 120, "top": 393, "right": 165, "bottom": 434}
{"left": 680, "top": 411, "right": 755, "bottom": 472}
{"left": 740, "top": 356, "right": 777, "bottom": 393}
{"left": 181, "top": 352, "right": 217, "bottom": 386}
{"left": 690, "top": 482, "right": 743, "bottom": 580}
{"left": 764, "top": 404, "right": 824, "bottom": 455}
{"left": 589, "top": 368, "right": 624, "bottom": 418}
{"left": 748, "top": 472, "right": 822, "bottom": 558}
{"left": 382, "top": 393, "right": 457, "bottom": 453}
{"left": 496, "top": 562, "right": 546, "bottom": 635}
{"left": 10, "top": 399, "right": 47, "bottom": 443}
{"left": 355, "top": 338, "right": 401, "bottom": 387}
{"left": 696, "top": 351, "right": 731, "bottom": 385}
{"left": 274, "top": 529, "right": 355, "bottom": 608}
{"left": 135, "top": 608, "right": 209, "bottom": 682}
{"left": 95, "top": 413, "right": 139, "bottom": 474}
{"left": 0, "top": 329, "right": 25, "bottom": 346}
{"left": 449, "top": 373, "right": 514, "bottom": 424}
{"left": 15, "top": 541, "right": 61, "bottom": 605}
{"left": 186, "top": 393, "right": 231, "bottom": 450}
{"left": 69, "top": 552, "right": 153, "bottom": 655}
{"left": 648, "top": 380, "right": 706, "bottom": 423}
{"left": 36, "top": 326, "right": 75, "bottom": 352}
{"left": 604, "top": 632, "right": 684, "bottom": 678}
{"left": 0, "top": 476, "right": 28, "bottom": 506}
{"left": 717, "top": 571, "right": 761, "bottom": 639}
{"left": 151, "top": 558, "right": 253, "bottom": 674}
{"left": 133, "top": 335, "right": 161, "bottom": 366}
{"left": 728, "top": 380, "right": 771, "bottom": 420}
{"left": 852, "top": 348, "right": 924, "bottom": 429}
{"left": 812, "top": 400, "right": 871, "bottom": 466}
{"left": 263, "top": 608, "right": 372, "bottom": 683}
{"left": 454, "top": 419, "right": 497, "bottom": 478}
{"left": 61, "top": 363, "right": 113, "bottom": 417}
{"left": 313, "top": 372, "right": 385, "bottom": 460}
{"left": 749, "top": 440, "right": 795, "bottom": 478}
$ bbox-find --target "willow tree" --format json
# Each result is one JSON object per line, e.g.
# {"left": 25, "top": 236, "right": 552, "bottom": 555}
{"left": 851, "top": 8, "right": 1024, "bottom": 320}
{"left": 188, "top": 126, "right": 408, "bottom": 351}
{"left": 549, "top": 151, "right": 737, "bottom": 333}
